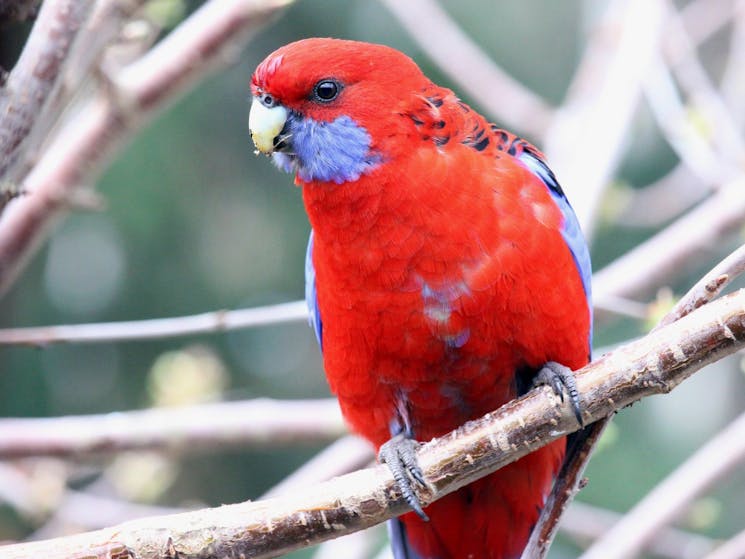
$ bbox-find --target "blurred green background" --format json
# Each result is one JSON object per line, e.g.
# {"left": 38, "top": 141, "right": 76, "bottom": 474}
{"left": 1, "top": 1, "right": 744, "bottom": 557}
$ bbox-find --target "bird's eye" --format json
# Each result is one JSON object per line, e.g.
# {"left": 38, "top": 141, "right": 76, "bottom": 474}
{"left": 313, "top": 79, "right": 341, "bottom": 102}
{"left": 260, "top": 93, "right": 276, "bottom": 108}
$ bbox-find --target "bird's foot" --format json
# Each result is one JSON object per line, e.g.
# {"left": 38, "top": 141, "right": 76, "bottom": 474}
{"left": 534, "top": 361, "right": 584, "bottom": 427}
{"left": 378, "top": 434, "right": 430, "bottom": 521}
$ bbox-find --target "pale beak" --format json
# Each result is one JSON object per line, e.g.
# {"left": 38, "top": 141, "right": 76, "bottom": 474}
{"left": 249, "top": 98, "right": 288, "bottom": 155}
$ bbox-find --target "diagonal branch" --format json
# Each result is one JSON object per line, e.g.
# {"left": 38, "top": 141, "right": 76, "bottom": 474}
{"left": 1, "top": 288, "right": 744, "bottom": 559}
{"left": 658, "top": 242, "right": 745, "bottom": 328}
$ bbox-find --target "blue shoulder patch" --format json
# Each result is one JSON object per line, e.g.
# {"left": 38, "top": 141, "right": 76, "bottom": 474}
{"left": 305, "top": 230, "right": 323, "bottom": 350}
{"left": 517, "top": 151, "right": 593, "bottom": 338}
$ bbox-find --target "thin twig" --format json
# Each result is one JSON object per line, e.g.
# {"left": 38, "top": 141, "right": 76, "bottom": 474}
{"left": 378, "top": 0, "right": 554, "bottom": 139}
{"left": 592, "top": 294, "right": 649, "bottom": 320}
{"left": 580, "top": 407, "right": 745, "bottom": 559}
{"left": 658, "top": 243, "right": 745, "bottom": 328}
{"left": 0, "top": 300, "right": 307, "bottom": 345}
{"left": 0, "top": 398, "right": 344, "bottom": 458}
{"left": 1, "top": 288, "right": 744, "bottom": 559}
{"left": 0, "top": 297, "right": 652, "bottom": 346}
{"left": 0, "top": 0, "right": 293, "bottom": 297}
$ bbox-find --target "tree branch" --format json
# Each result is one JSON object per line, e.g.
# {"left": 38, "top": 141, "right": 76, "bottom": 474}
{"left": 1, "top": 288, "right": 744, "bottom": 559}
{"left": 616, "top": 164, "right": 709, "bottom": 228}
{"left": 0, "top": 398, "right": 344, "bottom": 459}
{"left": 661, "top": 0, "right": 745, "bottom": 166}
{"left": 643, "top": 54, "right": 736, "bottom": 187}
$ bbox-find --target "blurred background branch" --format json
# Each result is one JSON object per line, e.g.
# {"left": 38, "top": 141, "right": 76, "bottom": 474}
{"left": 0, "top": 398, "right": 344, "bottom": 458}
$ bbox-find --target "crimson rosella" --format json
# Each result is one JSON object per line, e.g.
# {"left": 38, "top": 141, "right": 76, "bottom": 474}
{"left": 249, "top": 38, "right": 592, "bottom": 559}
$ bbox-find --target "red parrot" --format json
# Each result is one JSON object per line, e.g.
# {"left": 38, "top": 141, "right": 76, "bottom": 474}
{"left": 249, "top": 38, "right": 592, "bottom": 559}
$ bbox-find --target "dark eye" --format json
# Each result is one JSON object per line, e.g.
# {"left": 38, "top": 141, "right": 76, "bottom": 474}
{"left": 259, "top": 93, "right": 276, "bottom": 108}
{"left": 313, "top": 79, "right": 341, "bottom": 102}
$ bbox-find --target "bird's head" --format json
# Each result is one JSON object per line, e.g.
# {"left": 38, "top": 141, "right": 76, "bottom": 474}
{"left": 249, "top": 38, "right": 428, "bottom": 184}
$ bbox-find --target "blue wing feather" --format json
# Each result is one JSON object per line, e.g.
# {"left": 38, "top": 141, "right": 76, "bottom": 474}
{"left": 305, "top": 230, "right": 323, "bottom": 350}
{"left": 517, "top": 150, "right": 593, "bottom": 347}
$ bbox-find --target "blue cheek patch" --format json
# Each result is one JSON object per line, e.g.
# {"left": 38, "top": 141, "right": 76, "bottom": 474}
{"left": 272, "top": 114, "right": 380, "bottom": 184}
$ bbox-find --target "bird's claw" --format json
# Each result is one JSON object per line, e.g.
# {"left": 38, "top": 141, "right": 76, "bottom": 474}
{"left": 378, "top": 434, "right": 430, "bottom": 521}
{"left": 535, "top": 361, "right": 584, "bottom": 427}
